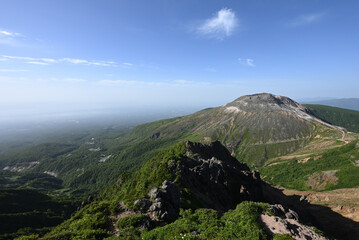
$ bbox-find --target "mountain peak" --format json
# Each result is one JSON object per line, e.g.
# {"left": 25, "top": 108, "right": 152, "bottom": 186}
{"left": 226, "top": 93, "right": 306, "bottom": 113}
{"left": 223, "top": 93, "right": 344, "bottom": 130}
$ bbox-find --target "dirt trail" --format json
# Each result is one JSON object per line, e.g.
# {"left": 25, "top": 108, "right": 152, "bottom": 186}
{"left": 109, "top": 202, "right": 138, "bottom": 236}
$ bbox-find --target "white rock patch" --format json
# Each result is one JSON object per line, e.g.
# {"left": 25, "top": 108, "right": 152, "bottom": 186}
{"left": 44, "top": 171, "right": 58, "bottom": 177}
{"left": 225, "top": 106, "right": 241, "bottom": 113}
{"left": 99, "top": 155, "right": 112, "bottom": 163}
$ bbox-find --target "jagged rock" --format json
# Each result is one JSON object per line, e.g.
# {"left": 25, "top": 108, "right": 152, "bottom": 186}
{"left": 133, "top": 199, "right": 152, "bottom": 213}
{"left": 138, "top": 216, "right": 156, "bottom": 231}
{"left": 162, "top": 180, "right": 180, "bottom": 209}
{"left": 170, "top": 141, "right": 264, "bottom": 211}
{"left": 149, "top": 188, "right": 162, "bottom": 200}
{"left": 148, "top": 180, "right": 180, "bottom": 221}
{"left": 261, "top": 205, "right": 327, "bottom": 240}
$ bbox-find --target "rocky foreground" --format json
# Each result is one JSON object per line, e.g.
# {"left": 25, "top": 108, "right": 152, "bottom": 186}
{"left": 41, "top": 140, "right": 359, "bottom": 240}
{"left": 111, "top": 141, "right": 335, "bottom": 239}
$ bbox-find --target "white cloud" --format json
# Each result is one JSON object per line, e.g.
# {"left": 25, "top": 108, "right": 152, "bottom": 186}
{"left": 97, "top": 79, "right": 163, "bottom": 87}
{"left": 0, "top": 29, "right": 23, "bottom": 46}
{"left": 238, "top": 58, "right": 255, "bottom": 67}
{"left": 60, "top": 58, "right": 89, "bottom": 65}
{"left": 288, "top": 13, "right": 325, "bottom": 27}
{"left": 0, "top": 69, "right": 28, "bottom": 72}
{"left": 27, "top": 61, "right": 49, "bottom": 65}
{"left": 123, "top": 62, "right": 133, "bottom": 66}
{"left": 2, "top": 55, "right": 35, "bottom": 61}
{"left": 1, "top": 55, "right": 117, "bottom": 67}
{"left": 60, "top": 58, "right": 116, "bottom": 66}
{"left": 197, "top": 8, "right": 238, "bottom": 39}
{"left": 41, "top": 58, "right": 57, "bottom": 63}
{"left": 0, "top": 30, "right": 20, "bottom": 37}
{"left": 97, "top": 79, "right": 210, "bottom": 87}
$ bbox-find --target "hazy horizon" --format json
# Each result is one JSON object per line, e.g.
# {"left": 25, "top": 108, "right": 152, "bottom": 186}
{"left": 1, "top": 0, "right": 359, "bottom": 125}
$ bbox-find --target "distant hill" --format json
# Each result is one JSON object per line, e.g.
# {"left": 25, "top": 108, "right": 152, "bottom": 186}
{"left": 304, "top": 104, "right": 359, "bottom": 133}
{"left": 303, "top": 98, "right": 359, "bottom": 111}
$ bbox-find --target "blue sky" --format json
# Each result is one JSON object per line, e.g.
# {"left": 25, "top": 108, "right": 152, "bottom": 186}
{"left": 1, "top": 0, "right": 359, "bottom": 112}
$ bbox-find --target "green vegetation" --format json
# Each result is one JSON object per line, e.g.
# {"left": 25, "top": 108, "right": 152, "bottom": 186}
{"left": 42, "top": 201, "right": 278, "bottom": 240}
{"left": 305, "top": 104, "right": 359, "bottom": 133}
{"left": 40, "top": 201, "right": 111, "bottom": 240}
{"left": 0, "top": 189, "right": 79, "bottom": 240}
{"left": 116, "top": 215, "right": 149, "bottom": 229}
{"left": 100, "top": 142, "right": 186, "bottom": 209}
{"left": 260, "top": 141, "right": 359, "bottom": 190}
{"left": 142, "top": 202, "right": 271, "bottom": 240}
{"left": 41, "top": 144, "right": 275, "bottom": 240}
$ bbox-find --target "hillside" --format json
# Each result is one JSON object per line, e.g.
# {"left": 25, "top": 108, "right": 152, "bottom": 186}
{"left": 260, "top": 140, "right": 359, "bottom": 191}
{"left": 28, "top": 141, "right": 358, "bottom": 240}
{"left": 304, "top": 104, "right": 359, "bottom": 133}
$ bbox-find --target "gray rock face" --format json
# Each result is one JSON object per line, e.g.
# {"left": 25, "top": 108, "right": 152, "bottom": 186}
{"left": 173, "top": 141, "right": 264, "bottom": 211}
{"left": 133, "top": 199, "right": 152, "bottom": 213}
{"left": 148, "top": 180, "right": 180, "bottom": 221}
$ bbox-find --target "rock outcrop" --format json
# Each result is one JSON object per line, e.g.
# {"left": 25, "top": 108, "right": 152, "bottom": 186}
{"left": 129, "top": 140, "right": 265, "bottom": 227}
{"left": 117, "top": 141, "right": 357, "bottom": 239}
{"left": 261, "top": 204, "right": 327, "bottom": 240}
{"left": 148, "top": 180, "right": 180, "bottom": 221}
{"left": 173, "top": 140, "right": 264, "bottom": 211}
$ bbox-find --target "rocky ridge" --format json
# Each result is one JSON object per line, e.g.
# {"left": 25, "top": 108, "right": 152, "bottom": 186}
{"left": 113, "top": 141, "right": 329, "bottom": 239}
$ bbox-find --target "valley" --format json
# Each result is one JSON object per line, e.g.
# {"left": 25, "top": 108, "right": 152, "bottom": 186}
{"left": 1, "top": 93, "right": 359, "bottom": 239}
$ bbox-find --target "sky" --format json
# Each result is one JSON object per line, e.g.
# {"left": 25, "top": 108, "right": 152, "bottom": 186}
{"left": 1, "top": 0, "right": 359, "bottom": 117}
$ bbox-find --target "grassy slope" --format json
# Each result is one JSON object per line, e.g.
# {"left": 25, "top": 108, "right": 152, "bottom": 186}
{"left": 305, "top": 104, "right": 359, "bottom": 133}
{"left": 259, "top": 105, "right": 359, "bottom": 192}
{"left": 260, "top": 141, "right": 359, "bottom": 191}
